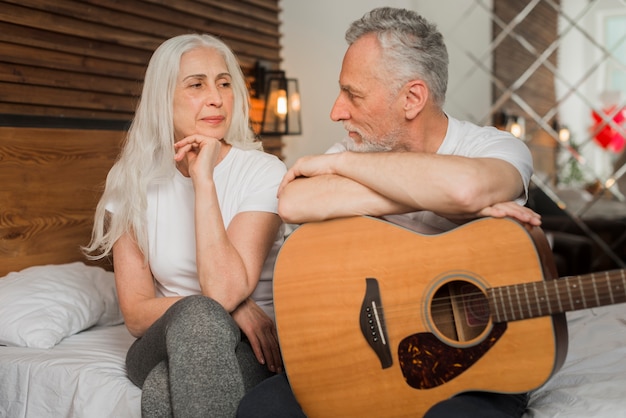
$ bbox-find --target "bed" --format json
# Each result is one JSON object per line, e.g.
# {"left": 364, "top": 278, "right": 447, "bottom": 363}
{"left": 1, "top": 127, "right": 625, "bottom": 418}
{"left": 0, "top": 127, "right": 141, "bottom": 418}
{"left": 525, "top": 305, "right": 626, "bottom": 417}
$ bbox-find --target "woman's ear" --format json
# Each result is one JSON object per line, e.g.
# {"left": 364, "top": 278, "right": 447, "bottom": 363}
{"left": 404, "top": 80, "right": 428, "bottom": 120}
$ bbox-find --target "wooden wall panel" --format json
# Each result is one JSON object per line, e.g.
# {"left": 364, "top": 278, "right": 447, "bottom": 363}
{"left": 0, "top": 0, "right": 283, "bottom": 156}
{"left": 0, "top": 127, "right": 124, "bottom": 275}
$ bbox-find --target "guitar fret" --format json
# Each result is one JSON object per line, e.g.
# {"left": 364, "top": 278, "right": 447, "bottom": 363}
{"left": 506, "top": 286, "right": 516, "bottom": 321}
{"left": 489, "top": 268, "right": 626, "bottom": 324}
{"left": 569, "top": 280, "right": 583, "bottom": 309}
{"left": 613, "top": 270, "right": 626, "bottom": 303}
{"left": 541, "top": 281, "right": 552, "bottom": 314}
{"left": 532, "top": 281, "right": 543, "bottom": 317}
{"left": 489, "top": 289, "right": 498, "bottom": 321}
{"left": 553, "top": 279, "right": 563, "bottom": 313}
{"left": 577, "top": 276, "right": 587, "bottom": 309}
{"left": 565, "top": 277, "right": 575, "bottom": 311}
{"left": 591, "top": 273, "right": 601, "bottom": 307}
{"left": 513, "top": 285, "right": 523, "bottom": 320}
{"left": 606, "top": 273, "right": 615, "bottom": 305}
{"left": 600, "top": 271, "right": 626, "bottom": 306}
{"left": 499, "top": 287, "right": 507, "bottom": 322}
{"left": 523, "top": 283, "right": 533, "bottom": 319}
{"left": 490, "top": 288, "right": 501, "bottom": 322}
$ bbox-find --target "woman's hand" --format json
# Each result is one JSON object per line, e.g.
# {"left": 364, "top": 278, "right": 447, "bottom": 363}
{"left": 232, "top": 298, "right": 283, "bottom": 373}
{"left": 174, "top": 135, "right": 222, "bottom": 181}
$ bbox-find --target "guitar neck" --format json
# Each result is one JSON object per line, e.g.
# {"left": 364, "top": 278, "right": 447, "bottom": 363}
{"left": 488, "top": 269, "right": 626, "bottom": 322}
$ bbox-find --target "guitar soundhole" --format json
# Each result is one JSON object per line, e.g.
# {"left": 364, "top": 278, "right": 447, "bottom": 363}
{"left": 430, "top": 280, "right": 490, "bottom": 343}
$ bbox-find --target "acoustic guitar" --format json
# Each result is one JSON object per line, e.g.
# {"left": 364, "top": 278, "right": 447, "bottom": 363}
{"left": 273, "top": 216, "right": 626, "bottom": 417}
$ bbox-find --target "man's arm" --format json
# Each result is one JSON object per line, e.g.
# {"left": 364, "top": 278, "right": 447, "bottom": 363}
{"left": 278, "top": 174, "right": 413, "bottom": 223}
{"left": 278, "top": 151, "right": 529, "bottom": 224}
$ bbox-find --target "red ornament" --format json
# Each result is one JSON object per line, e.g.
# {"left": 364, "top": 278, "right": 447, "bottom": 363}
{"left": 591, "top": 105, "right": 626, "bottom": 153}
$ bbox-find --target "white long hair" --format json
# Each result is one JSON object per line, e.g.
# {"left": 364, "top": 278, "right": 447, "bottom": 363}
{"left": 84, "top": 33, "right": 261, "bottom": 261}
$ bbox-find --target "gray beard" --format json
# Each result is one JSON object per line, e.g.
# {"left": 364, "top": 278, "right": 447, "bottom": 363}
{"left": 343, "top": 137, "right": 395, "bottom": 152}
{"left": 344, "top": 139, "right": 393, "bottom": 153}
{"left": 342, "top": 128, "right": 399, "bottom": 153}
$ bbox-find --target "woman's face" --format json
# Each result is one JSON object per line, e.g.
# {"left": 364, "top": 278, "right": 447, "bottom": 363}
{"left": 173, "top": 47, "right": 234, "bottom": 141}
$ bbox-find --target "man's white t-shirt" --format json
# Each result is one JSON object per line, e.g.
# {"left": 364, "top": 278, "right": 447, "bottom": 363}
{"left": 327, "top": 115, "right": 534, "bottom": 234}
{"left": 112, "top": 146, "right": 286, "bottom": 319}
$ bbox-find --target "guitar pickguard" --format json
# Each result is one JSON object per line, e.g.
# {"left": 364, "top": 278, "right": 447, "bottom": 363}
{"left": 398, "top": 323, "right": 507, "bottom": 389}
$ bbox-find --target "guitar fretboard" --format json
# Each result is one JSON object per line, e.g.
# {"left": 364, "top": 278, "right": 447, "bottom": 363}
{"left": 488, "top": 269, "right": 626, "bottom": 322}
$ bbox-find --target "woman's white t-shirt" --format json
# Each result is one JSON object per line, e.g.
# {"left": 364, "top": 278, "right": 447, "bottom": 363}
{"left": 116, "top": 146, "right": 286, "bottom": 319}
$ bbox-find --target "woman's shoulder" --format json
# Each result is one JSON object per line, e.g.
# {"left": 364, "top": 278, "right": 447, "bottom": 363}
{"left": 230, "top": 146, "right": 286, "bottom": 168}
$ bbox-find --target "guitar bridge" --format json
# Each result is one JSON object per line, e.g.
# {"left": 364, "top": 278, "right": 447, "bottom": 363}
{"left": 360, "top": 278, "right": 393, "bottom": 369}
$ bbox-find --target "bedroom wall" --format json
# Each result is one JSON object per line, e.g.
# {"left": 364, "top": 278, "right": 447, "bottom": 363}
{"left": 279, "top": 0, "right": 493, "bottom": 167}
{"left": 0, "top": 0, "right": 285, "bottom": 156}
{"left": 0, "top": 0, "right": 492, "bottom": 167}
{"left": 280, "top": 0, "right": 625, "bottom": 193}
{"left": 0, "top": 1, "right": 285, "bottom": 271}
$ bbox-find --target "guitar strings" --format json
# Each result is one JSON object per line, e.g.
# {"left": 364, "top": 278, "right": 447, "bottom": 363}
{"left": 369, "top": 277, "right": 623, "bottom": 327}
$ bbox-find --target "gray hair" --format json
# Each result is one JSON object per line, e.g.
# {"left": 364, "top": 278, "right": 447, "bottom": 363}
{"left": 84, "top": 33, "right": 260, "bottom": 261}
{"left": 346, "top": 7, "right": 449, "bottom": 107}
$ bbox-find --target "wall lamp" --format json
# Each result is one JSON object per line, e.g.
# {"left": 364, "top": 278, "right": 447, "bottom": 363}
{"left": 253, "top": 61, "right": 302, "bottom": 136}
{"left": 494, "top": 111, "right": 525, "bottom": 140}
{"left": 506, "top": 115, "right": 525, "bottom": 140}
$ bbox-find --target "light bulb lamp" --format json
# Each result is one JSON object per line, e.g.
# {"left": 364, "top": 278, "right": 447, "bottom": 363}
{"left": 494, "top": 111, "right": 526, "bottom": 140}
{"left": 506, "top": 114, "right": 525, "bottom": 140}
{"left": 253, "top": 62, "right": 302, "bottom": 136}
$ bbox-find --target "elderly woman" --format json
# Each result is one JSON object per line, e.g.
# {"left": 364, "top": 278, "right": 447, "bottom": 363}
{"left": 85, "top": 33, "right": 285, "bottom": 417}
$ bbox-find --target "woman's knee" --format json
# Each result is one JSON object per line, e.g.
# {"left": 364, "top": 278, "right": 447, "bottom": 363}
{"left": 165, "top": 295, "right": 239, "bottom": 342}
{"left": 169, "top": 295, "right": 227, "bottom": 322}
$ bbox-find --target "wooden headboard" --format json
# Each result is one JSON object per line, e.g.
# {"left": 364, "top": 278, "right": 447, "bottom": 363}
{"left": 0, "top": 127, "right": 123, "bottom": 277}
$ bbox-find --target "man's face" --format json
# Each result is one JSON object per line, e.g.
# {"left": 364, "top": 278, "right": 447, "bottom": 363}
{"left": 330, "top": 34, "right": 405, "bottom": 152}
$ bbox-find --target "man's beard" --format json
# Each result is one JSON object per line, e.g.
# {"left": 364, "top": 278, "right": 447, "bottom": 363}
{"left": 343, "top": 125, "right": 400, "bottom": 153}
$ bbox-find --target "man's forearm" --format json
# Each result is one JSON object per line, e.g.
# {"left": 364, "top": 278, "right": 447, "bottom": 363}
{"left": 277, "top": 174, "right": 410, "bottom": 223}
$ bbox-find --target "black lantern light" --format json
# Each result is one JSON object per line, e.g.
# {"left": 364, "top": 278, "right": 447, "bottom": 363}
{"left": 253, "top": 62, "right": 302, "bottom": 136}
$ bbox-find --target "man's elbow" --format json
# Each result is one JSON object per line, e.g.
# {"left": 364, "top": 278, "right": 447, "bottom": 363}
{"left": 447, "top": 182, "right": 490, "bottom": 213}
{"left": 278, "top": 194, "right": 331, "bottom": 224}
{"left": 449, "top": 179, "right": 524, "bottom": 214}
{"left": 278, "top": 197, "right": 304, "bottom": 224}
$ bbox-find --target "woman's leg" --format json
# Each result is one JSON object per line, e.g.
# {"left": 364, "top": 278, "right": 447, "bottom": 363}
{"left": 235, "top": 337, "right": 274, "bottom": 392}
{"left": 127, "top": 295, "right": 267, "bottom": 418}
{"left": 141, "top": 360, "right": 172, "bottom": 417}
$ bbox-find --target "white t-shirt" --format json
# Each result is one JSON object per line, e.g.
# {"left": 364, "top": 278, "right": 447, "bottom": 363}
{"left": 112, "top": 146, "right": 286, "bottom": 319}
{"left": 327, "top": 115, "right": 534, "bottom": 234}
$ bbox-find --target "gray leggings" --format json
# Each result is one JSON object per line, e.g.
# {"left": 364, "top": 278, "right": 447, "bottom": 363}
{"left": 126, "top": 295, "right": 272, "bottom": 418}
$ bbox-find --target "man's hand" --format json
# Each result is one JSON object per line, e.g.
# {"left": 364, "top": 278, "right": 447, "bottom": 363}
{"left": 278, "top": 153, "right": 338, "bottom": 196}
{"left": 477, "top": 201, "right": 541, "bottom": 226}
{"left": 232, "top": 298, "right": 283, "bottom": 373}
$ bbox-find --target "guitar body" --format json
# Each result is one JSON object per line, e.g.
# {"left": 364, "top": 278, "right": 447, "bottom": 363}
{"left": 274, "top": 216, "right": 568, "bottom": 417}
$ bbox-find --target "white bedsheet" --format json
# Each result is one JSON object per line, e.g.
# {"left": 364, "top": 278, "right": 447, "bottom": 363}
{"left": 0, "top": 324, "right": 140, "bottom": 418}
{"left": 525, "top": 304, "right": 626, "bottom": 418}
{"left": 1, "top": 306, "right": 624, "bottom": 417}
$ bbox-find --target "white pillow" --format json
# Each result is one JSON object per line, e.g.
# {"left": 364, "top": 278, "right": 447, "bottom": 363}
{"left": 0, "top": 262, "right": 124, "bottom": 349}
